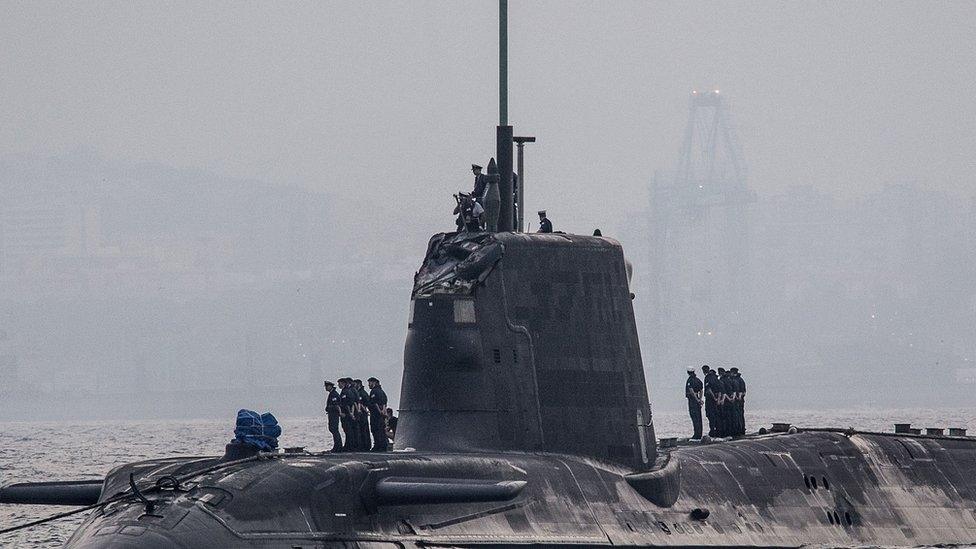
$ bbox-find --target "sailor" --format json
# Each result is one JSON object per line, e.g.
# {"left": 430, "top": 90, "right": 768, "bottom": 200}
{"left": 685, "top": 366, "right": 704, "bottom": 439}
{"left": 338, "top": 378, "right": 358, "bottom": 451}
{"left": 719, "top": 368, "right": 735, "bottom": 437}
{"left": 731, "top": 367, "right": 746, "bottom": 436}
{"left": 702, "top": 365, "right": 719, "bottom": 437}
{"left": 471, "top": 164, "right": 488, "bottom": 199}
{"left": 385, "top": 407, "right": 398, "bottom": 443}
{"left": 453, "top": 193, "right": 484, "bottom": 232}
{"left": 354, "top": 379, "right": 371, "bottom": 451}
{"left": 537, "top": 210, "right": 553, "bottom": 233}
{"left": 324, "top": 380, "right": 343, "bottom": 452}
{"left": 713, "top": 368, "right": 726, "bottom": 437}
{"left": 367, "top": 377, "right": 389, "bottom": 452}
{"left": 726, "top": 368, "right": 739, "bottom": 437}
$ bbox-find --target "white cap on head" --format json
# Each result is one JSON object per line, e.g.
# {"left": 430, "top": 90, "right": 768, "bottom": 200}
{"left": 686, "top": 366, "right": 695, "bottom": 373}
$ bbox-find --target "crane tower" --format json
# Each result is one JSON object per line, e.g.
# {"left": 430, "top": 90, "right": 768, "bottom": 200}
{"left": 646, "top": 90, "right": 756, "bottom": 372}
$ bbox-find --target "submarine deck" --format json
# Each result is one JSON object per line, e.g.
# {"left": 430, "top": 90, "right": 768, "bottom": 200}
{"left": 56, "top": 427, "right": 976, "bottom": 548}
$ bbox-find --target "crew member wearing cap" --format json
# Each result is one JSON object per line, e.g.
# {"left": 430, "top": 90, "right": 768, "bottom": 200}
{"left": 367, "top": 377, "right": 389, "bottom": 452}
{"left": 685, "top": 367, "right": 704, "bottom": 439}
{"left": 471, "top": 164, "right": 488, "bottom": 199}
{"left": 537, "top": 210, "right": 553, "bottom": 233}
{"left": 731, "top": 367, "right": 746, "bottom": 436}
{"left": 385, "top": 408, "right": 398, "bottom": 442}
{"left": 324, "top": 380, "right": 343, "bottom": 452}
{"left": 454, "top": 193, "right": 484, "bottom": 232}
{"left": 727, "top": 367, "right": 739, "bottom": 436}
{"left": 702, "top": 365, "right": 718, "bottom": 437}
{"left": 719, "top": 367, "right": 735, "bottom": 437}
{"left": 354, "top": 379, "right": 371, "bottom": 451}
{"left": 338, "top": 378, "right": 359, "bottom": 451}
{"left": 713, "top": 368, "right": 726, "bottom": 437}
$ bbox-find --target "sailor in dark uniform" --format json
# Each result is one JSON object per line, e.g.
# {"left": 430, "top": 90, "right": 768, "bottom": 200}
{"left": 537, "top": 210, "right": 553, "bottom": 233}
{"left": 338, "top": 378, "right": 358, "bottom": 451}
{"left": 719, "top": 367, "right": 735, "bottom": 437}
{"left": 707, "top": 367, "right": 725, "bottom": 437}
{"left": 731, "top": 367, "right": 746, "bottom": 436}
{"left": 453, "top": 193, "right": 484, "bottom": 232}
{"left": 367, "top": 377, "right": 389, "bottom": 452}
{"left": 324, "top": 380, "right": 343, "bottom": 452}
{"left": 471, "top": 164, "right": 488, "bottom": 199}
{"left": 713, "top": 368, "right": 725, "bottom": 436}
{"left": 702, "top": 365, "right": 718, "bottom": 437}
{"left": 685, "top": 366, "right": 704, "bottom": 439}
{"left": 385, "top": 408, "right": 398, "bottom": 443}
{"left": 355, "top": 379, "right": 371, "bottom": 451}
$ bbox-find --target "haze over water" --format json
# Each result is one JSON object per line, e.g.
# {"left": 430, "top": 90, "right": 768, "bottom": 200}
{"left": 2, "top": 2, "right": 974, "bottom": 420}
{"left": 1, "top": 2, "right": 975, "bottom": 544}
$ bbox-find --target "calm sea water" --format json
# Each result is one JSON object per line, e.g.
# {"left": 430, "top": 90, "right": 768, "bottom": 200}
{"left": 2, "top": 408, "right": 974, "bottom": 548}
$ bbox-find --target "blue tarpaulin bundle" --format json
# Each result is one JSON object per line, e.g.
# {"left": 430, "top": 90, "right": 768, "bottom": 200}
{"left": 233, "top": 409, "right": 281, "bottom": 451}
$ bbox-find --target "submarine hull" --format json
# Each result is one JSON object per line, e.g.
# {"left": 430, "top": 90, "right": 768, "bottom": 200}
{"left": 62, "top": 430, "right": 976, "bottom": 548}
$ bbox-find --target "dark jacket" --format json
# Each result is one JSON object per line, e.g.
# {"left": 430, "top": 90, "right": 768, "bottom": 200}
{"left": 369, "top": 386, "right": 388, "bottom": 414}
{"left": 734, "top": 374, "right": 746, "bottom": 395}
{"left": 326, "top": 388, "right": 341, "bottom": 416}
{"left": 685, "top": 375, "right": 703, "bottom": 403}
{"left": 472, "top": 173, "right": 489, "bottom": 198}
{"left": 357, "top": 387, "right": 369, "bottom": 410}
{"left": 720, "top": 374, "right": 735, "bottom": 396}
{"left": 339, "top": 386, "right": 357, "bottom": 415}
{"left": 704, "top": 372, "right": 721, "bottom": 403}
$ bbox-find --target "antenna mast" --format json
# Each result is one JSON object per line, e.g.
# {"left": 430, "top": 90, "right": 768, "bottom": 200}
{"left": 499, "top": 0, "right": 508, "bottom": 125}
{"left": 496, "top": 0, "right": 514, "bottom": 232}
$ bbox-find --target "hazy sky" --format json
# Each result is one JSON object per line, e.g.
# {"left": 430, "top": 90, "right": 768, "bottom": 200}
{"left": 3, "top": 1, "right": 975, "bottom": 237}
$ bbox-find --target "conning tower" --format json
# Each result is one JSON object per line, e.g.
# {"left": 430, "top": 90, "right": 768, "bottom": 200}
{"left": 395, "top": 0, "right": 653, "bottom": 470}
{"left": 397, "top": 231, "right": 657, "bottom": 470}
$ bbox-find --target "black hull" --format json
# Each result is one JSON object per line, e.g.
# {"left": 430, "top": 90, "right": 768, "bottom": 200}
{"left": 63, "top": 429, "right": 976, "bottom": 548}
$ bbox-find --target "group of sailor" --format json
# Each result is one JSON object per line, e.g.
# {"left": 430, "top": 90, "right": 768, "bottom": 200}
{"left": 323, "top": 377, "right": 396, "bottom": 452}
{"left": 685, "top": 365, "right": 747, "bottom": 439}
{"left": 454, "top": 164, "right": 552, "bottom": 233}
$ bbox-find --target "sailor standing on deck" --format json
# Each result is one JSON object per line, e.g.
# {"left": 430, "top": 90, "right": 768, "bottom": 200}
{"left": 367, "top": 377, "right": 389, "bottom": 452}
{"left": 471, "top": 164, "right": 488, "bottom": 200}
{"left": 385, "top": 408, "right": 398, "bottom": 442}
{"left": 702, "top": 365, "right": 718, "bottom": 437}
{"left": 355, "top": 379, "right": 371, "bottom": 451}
{"left": 719, "top": 368, "right": 735, "bottom": 437}
{"left": 338, "top": 378, "right": 358, "bottom": 451}
{"left": 731, "top": 367, "right": 746, "bottom": 436}
{"left": 713, "top": 368, "right": 726, "bottom": 436}
{"left": 324, "top": 380, "right": 343, "bottom": 452}
{"left": 726, "top": 368, "right": 740, "bottom": 437}
{"left": 685, "top": 367, "right": 704, "bottom": 439}
{"left": 537, "top": 210, "right": 553, "bottom": 233}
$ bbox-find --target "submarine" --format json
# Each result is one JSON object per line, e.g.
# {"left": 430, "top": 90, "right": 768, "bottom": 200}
{"left": 3, "top": 5, "right": 976, "bottom": 548}
{"left": 6, "top": 147, "right": 976, "bottom": 549}
{"left": 6, "top": 189, "right": 976, "bottom": 549}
